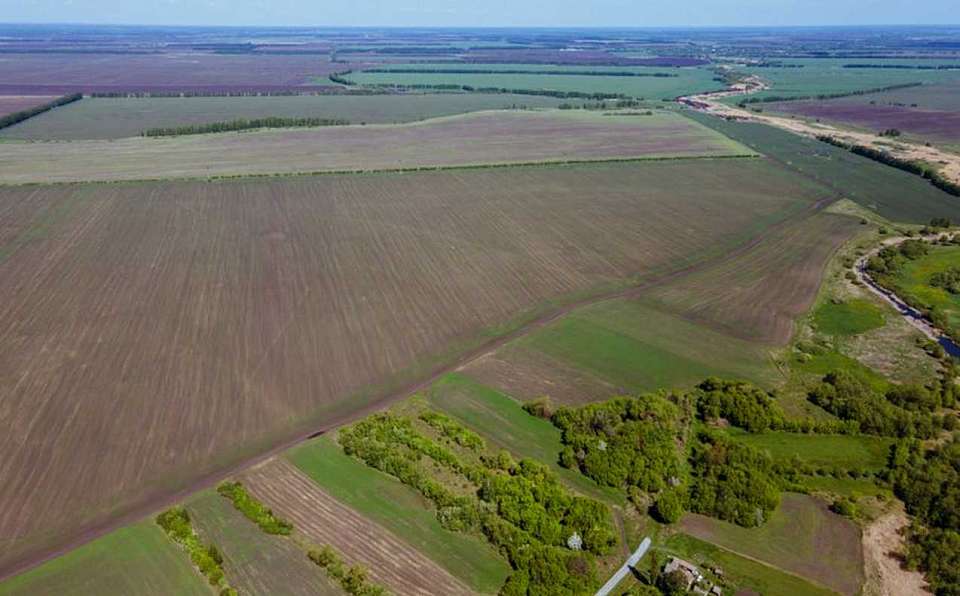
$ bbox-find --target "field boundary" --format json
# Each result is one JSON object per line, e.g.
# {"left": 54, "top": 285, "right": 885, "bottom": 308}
{"left": 0, "top": 152, "right": 759, "bottom": 188}
{"left": 0, "top": 180, "right": 840, "bottom": 586}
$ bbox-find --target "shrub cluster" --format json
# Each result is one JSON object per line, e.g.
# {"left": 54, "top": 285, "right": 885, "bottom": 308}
{"left": 142, "top": 116, "right": 349, "bottom": 137}
{"left": 419, "top": 410, "right": 485, "bottom": 451}
{"left": 694, "top": 378, "right": 785, "bottom": 432}
{"left": 338, "top": 410, "right": 612, "bottom": 594}
{"left": 155, "top": 507, "right": 235, "bottom": 593}
{"left": 0, "top": 93, "right": 82, "bottom": 130}
{"left": 808, "top": 370, "right": 953, "bottom": 438}
{"left": 217, "top": 481, "right": 293, "bottom": 535}
{"left": 889, "top": 438, "right": 960, "bottom": 595}
{"left": 307, "top": 545, "right": 388, "bottom": 596}
{"left": 930, "top": 267, "right": 960, "bottom": 295}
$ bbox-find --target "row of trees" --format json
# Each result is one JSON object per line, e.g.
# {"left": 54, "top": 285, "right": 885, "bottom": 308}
{"left": 142, "top": 116, "right": 349, "bottom": 137}
{"left": 363, "top": 68, "right": 678, "bottom": 78}
{"left": 308, "top": 545, "right": 387, "bottom": 596}
{"left": 155, "top": 507, "right": 237, "bottom": 595}
{"left": 816, "top": 135, "right": 960, "bottom": 197}
{"left": 0, "top": 92, "right": 82, "bottom": 130}
{"left": 739, "top": 82, "right": 921, "bottom": 105}
{"left": 338, "top": 411, "right": 611, "bottom": 595}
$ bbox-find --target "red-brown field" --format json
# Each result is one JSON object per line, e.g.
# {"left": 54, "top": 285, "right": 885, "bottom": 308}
{"left": 0, "top": 95, "right": 56, "bottom": 117}
{"left": 647, "top": 211, "right": 859, "bottom": 344}
{"left": 0, "top": 52, "right": 347, "bottom": 94}
{"left": 0, "top": 110, "right": 750, "bottom": 184}
{"left": 769, "top": 100, "right": 960, "bottom": 144}
{"left": 243, "top": 459, "right": 471, "bottom": 595}
{"left": 0, "top": 158, "right": 826, "bottom": 575}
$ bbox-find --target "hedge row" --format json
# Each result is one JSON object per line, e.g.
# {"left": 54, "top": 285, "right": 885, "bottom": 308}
{"left": 0, "top": 93, "right": 82, "bottom": 130}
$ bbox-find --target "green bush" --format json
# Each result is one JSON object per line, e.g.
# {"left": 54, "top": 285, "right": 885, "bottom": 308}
{"left": 217, "top": 481, "right": 293, "bottom": 535}
{"left": 308, "top": 545, "right": 388, "bottom": 596}
{"left": 155, "top": 507, "right": 232, "bottom": 589}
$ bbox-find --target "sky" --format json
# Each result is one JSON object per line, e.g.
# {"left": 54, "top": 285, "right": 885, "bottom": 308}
{"left": 2, "top": 0, "right": 957, "bottom": 28}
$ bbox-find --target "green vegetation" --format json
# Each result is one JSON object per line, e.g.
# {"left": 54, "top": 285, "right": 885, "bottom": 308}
{"left": 727, "top": 430, "right": 893, "bottom": 472}
{"left": 890, "top": 438, "right": 960, "bottom": 595}
{"left": 817, "top": 135, "right": 960, "bottom": 197}
{"left": 889, "top": 244, "right": 960, "bottom": 336}
{"left": 685, "top": 110, "right": 960, "bottom": 223}
{"left": 288, "top": 436, "right": 511, "bottom": 593}
{"left": 679, "top": 493, "right": 864, "bottom": 595}
{"left": 343, "top": 65, "right": 725, "bottom": 100}
{"left": 792, "top": 347, "right": 891, "bottom": 393}
{"left": 217, "top": 481, "right": 293, "bottom": 535}
{"left": 0, "top": 93, "right": 82, "bottom": 130}
{"left": 0, "top": 521, "right": 209, "bottom": 596}
{"left": 513, "top": 299, "right": 780, "bottom": 395}
{"left": 661, "top": 534, "right": 839, "bottom": 596}
{"left": 307, "top": 545, "right": 388, "bottom": 596}
{"left": 425, "top": 373, "right": 620, "bottom": 503}
{"left": 337, "top": 411, "right": 615, "bottom": 594}
{"left": 155, "top": 507, "right": 236, "bottom": 593}
{"left": 813, "top": 299, "right": 885, "bottom": 335}
{"left": 143, "top": 116, "right": 349, "bottom": 136}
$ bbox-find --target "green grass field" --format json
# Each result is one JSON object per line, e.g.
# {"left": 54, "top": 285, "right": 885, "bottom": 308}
{"left": 685, "top": 110, "right": 960, "bottom": 224}
{"left": 725, "top": 429, "right": 893, "bottom": 471}
{"left": 0, "top": 93, "right": 567, "bottom": 140}
{"left": 813, "top": 299, "right": 886, "bottom": 335}
{"left": 0, "top": 520, "right": 208, "bottom": 596}
{"left": 287, "top": 436, "right": 510, "bottom": 593}
{"left": 509, "top": 298, "right": 780, "bottom": 394}
{"left": 793, "top": 349, "right": 891, "bottom": 392}
{"left": 677, "top": 493, "right": 863, "bottom": 595}
{"left": 424, "top": 372, "right": 621, "bottom": 503}
{"left": 344, "top": 64, "right": 725, "bottom": 99}
{"left": 661, "top": 533, "right": 840, "bottom": 596}
{"left": 186, "top": 491, "right": 341, "bottom": 596}
{"left": 739, "top": 58, "right": 960, "bottom": 101}
{"left": 893, "top": 245, "right": 960, "bottom": 336}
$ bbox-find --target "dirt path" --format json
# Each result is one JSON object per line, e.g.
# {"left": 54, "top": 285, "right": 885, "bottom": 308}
{"left": 680, "top": 76, "right": 960, "bottom": 186}
{"left": 0, "top": 194, "right": 839, "bottom": 584}
{"left": 861, "top": 506, "right": 927, "bottom": 596}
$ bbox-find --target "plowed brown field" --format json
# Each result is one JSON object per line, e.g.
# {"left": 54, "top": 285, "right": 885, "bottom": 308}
{"left": 244, "top": 459, "right": 471, "bottom": 596}
{"left": 0, "top": 158, "right": 827, "bottom": 575}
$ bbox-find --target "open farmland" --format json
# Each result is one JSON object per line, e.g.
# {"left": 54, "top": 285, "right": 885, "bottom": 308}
{"left": 0, "top": 95, "right": 57, "bottom": 118}
{"left": 243, "top": 458, "right": 475, "bottom": 595}
{"left": 0, "top": 52, "right": 347, "bottom": 95}
{"left": 738, "top": 58, "right": 960, "bottom": 101}
{"left": 343, "top": 65, "right": 725, "bottom": 99}
{"left": 0, "top": 110, "right": 752, "bottom": 183}
{"left": 0, "top": 93, "right": 566, "bottom": 140}
{"left": 647, "top": 212, "right": 859, "bottom": 344}
{"left": 0, "top": 520, "right": 208, "bottom": 596}
{"left": 287, "top": 436, "right": 510, "bottom": 592}
{"left": 186, "top": 491, "right": 342, "bottom": 596}
{"left": 680, "top": 494, "right": 864, "bottom": 596}
{"left": 0, "top": 157, "right": 829, "bottom": 577}
{"left": 686, "top": 110, "right": 960, "bottom": 224}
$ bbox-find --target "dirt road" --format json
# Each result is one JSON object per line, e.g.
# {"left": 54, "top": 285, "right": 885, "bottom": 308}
{"left": 680, "top": 75, "right": 960, "bottom": 186}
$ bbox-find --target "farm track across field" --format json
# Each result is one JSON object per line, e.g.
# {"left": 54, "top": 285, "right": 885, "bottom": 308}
{"left": 0, "top": 181, "right": 841, "bottom": 583}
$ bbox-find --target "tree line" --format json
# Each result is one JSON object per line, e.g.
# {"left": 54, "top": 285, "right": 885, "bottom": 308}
{"left": 816, "top": 135, "right": 960, "bottom": 197}
{"left": 142, "top": 116, "right": 349, "bottom": 137}
{"left": 362, "top": 68, "right": 678, "bottom": 78}
{"left": 738, "top": 82, "right": 922, "bottom": 105}
{"left": 0, "top": 92, "right": 82, "bottom": 130}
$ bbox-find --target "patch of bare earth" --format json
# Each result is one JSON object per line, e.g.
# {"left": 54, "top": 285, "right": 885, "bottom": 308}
{"left": 861, "top": 506, "right": 928, "bottom": 596}
{"left": 242, "top": 459, "right": 472, "bottom": 596}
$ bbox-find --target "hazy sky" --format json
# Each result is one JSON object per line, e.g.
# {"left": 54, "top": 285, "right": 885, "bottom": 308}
{"left": 3, "top": 0, "right": 957, "bottom": 28}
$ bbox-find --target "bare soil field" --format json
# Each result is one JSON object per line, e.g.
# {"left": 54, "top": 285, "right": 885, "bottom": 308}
{"left": 0, "top": 94, "right": 566, "bottom": 140}
{"left": 243, "top": 459, "right": 471, "bottom": 596}
{"left": 0, "top": 159, "right": 824, "bottom": 576}
{"left": 0, "top": 110, "right": 751, "bottom": 184}
{"left": 187, "top": 492, "right": 343, "bottom": 596}
{"left": 648, "top": 211, "right": 860, "bottom": 344}
{"left": 0, "top": 52, "right": 346, "bottom": 94}
{"left": 861, "top": 505, "right": 927, "bottom": 596}
{"left": 681, "top": 493, "right": 864, "bottom": 596}
{"left": 0, "top": 95, "right": 56, "bottom": 118}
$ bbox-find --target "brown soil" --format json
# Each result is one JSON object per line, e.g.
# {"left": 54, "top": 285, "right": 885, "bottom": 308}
{"left": 243, "top": 459, "right": 472, "bottom": 596}
{"left": 861, "top": 505, "right": 928, "bottom": 596}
